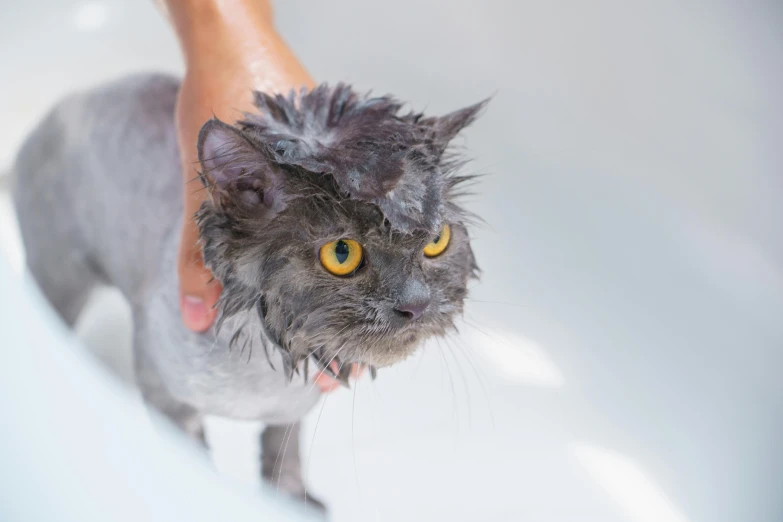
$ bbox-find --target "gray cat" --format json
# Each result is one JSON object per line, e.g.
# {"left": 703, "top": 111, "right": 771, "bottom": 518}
{"left": 11, "top": 74, "right": 484, "bottom": 509}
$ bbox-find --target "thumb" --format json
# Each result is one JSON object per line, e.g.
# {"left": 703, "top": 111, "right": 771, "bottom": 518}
{"left": 178, "top": 220, "right": 222, "bottom": 332}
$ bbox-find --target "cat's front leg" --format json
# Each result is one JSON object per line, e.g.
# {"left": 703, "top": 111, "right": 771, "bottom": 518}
{"left": 133, "top": 318, "right": 206, "bottom": 446}
{"left": 261, "top": 423, "right": 326, "bottom": 512}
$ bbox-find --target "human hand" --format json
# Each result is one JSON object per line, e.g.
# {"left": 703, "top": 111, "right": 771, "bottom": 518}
{"left": 167, "top": 0, "right": 360, "bottom": 391}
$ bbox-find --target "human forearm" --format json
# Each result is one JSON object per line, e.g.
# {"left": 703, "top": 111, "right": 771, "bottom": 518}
{"left": 163, "top": 0, "right": 313, "bottom": 98}
{"left": 162, "top": 0, "right": 315, "bottom": 335}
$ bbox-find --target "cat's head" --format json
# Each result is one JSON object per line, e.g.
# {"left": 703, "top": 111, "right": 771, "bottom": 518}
{"left": 196, "top": 84, "right": 485, "bottom": 377}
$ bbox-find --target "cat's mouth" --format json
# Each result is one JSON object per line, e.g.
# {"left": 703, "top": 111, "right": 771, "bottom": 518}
{"left": 299, "top": 323, "right": 431, "bottom": 378}
{"left": 258, "top": 294, "right": 462, "bottom": 383}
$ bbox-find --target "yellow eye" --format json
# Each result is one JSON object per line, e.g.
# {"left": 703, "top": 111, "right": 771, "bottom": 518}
{"left": 423, "top": 224, "right": 451, "bottom": 257}
{"left": 319, "top": 239, "right": 364, "bottom": 276}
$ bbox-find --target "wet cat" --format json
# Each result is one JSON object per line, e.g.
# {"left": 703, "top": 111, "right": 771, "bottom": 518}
{"left": 11, "top": 74, "right": 485, "bottom": 510}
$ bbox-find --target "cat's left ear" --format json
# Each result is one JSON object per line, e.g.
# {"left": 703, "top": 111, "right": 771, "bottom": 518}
{"left": 422, "top": 99, "right": 489, "bottom": 159}
{"left": 197, "top": 118, "right": 287, "bottom": 213}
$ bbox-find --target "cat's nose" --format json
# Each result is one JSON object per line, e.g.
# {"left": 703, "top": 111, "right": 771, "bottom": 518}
{"left": 394, "top": 298, "right": 431, "bottom": 321}
{"left": 395, "top": 277, "right": 430, "bottom": 321}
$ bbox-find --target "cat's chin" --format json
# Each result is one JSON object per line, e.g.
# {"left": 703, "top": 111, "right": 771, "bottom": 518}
{"left": 291, "top": 316, "right": 454, "bottom": 370}
{"left": 348, "top": 331, "right": 423, "bottom": 368}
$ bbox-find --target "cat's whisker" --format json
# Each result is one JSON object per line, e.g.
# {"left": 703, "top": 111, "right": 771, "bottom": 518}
{"left": 466, "top": 280, "right": 482, "bottom": 292}
{"left": 304, "top": 391, "right": 330, "bottom": 510}
{"left": 270, "top": 340, "right": 353, "bottom": 494}
{"left": 465, "top": 298, "right": 530, "bottom": 309}
{"left": 274, "top": 422, "right": 296, "bottom": 497}
{"left": 318, "top": 321, "right": 356, "bottom": 353}
{"left": 304, "top": 342, "right": 352, "bottom": 399}
{"left": 410, "top": 348, "right": 427, "bottom": 382}
{"left": 441, "top": 336, "right": 472, "bottom": 430}
{"left": 348, "top": 341, "right": 381, "bottom": 517}
{"left": 446, "top": 334, "right": 496, "bottom": 430}
{"left": 351, "top": 371, "right": 363, "bottom": 509}
{"left": 272, "top": 338, "right": 346, "bottom": 500}
{"left": 435, "top": 338, "right": 459, "bottom": 433}
{"left": 274, "top": 336, "right": 361, "bottom": 501}
{"left": 187, "top": 184, "right": 214, "bottom": 196}
{"left": 460, "top": 315, "right": 497, "bottom": 342}
{"left": 448, "top": 331, "right": 491, "bottom": 391}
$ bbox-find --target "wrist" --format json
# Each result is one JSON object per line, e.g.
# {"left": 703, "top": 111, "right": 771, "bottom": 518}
{"left": 166, "top": 0, "right": 276, "bottom": 67}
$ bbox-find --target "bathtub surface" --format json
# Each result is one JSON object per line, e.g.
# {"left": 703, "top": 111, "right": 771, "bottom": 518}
{"left": 1, "top": 1, "right": 782, "bottom": 521}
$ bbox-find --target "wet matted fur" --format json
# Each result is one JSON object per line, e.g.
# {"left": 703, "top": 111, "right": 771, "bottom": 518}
{"left": 11, "top": 74, "right": 486, "bottom": 509}
{"left": 197, "top": 84, "right": 486, "bottom": 375}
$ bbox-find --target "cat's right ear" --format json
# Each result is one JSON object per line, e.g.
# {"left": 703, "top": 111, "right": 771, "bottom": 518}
{"left": 420, "top": 99, "right": 489, "bottom": 160}
{"left": 197, "top": 119, "right": 286, "bottom": 213}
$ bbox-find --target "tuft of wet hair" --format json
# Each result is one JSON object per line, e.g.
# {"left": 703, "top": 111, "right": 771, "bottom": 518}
{"left": 236, "top": 83, "right": 487, "bottom": 233}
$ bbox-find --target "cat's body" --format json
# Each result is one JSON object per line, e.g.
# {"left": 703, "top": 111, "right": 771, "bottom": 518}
{"left": 12, "top": 73, "right": 483, "bottom": 508}
{"left": 13, "top": 75, "right": 320, "bottom": 502}
{"left": 13, "top": 74, "right": 319, "bottom": 422}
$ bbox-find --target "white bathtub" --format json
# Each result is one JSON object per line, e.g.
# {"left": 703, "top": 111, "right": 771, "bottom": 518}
{"left": 1, "top": 1, "right": 781, "bottom": 521}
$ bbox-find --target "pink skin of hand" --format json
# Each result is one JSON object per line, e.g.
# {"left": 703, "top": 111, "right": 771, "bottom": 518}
{"left": 164, "top": 0, "right": 361, "bottom": 392}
